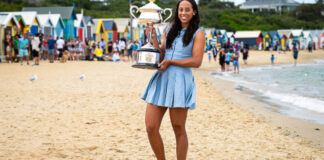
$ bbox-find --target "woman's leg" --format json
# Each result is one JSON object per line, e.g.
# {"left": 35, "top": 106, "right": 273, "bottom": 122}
{"left": 145, "top": 103, "right": 168, "bottom": 160}
{"left": 169, "top": 108, "right": 188, "bottom": 160}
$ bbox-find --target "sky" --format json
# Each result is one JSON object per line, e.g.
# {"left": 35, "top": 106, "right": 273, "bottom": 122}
{"left": 219, "top": 0, "right": 317, "bottom": 6}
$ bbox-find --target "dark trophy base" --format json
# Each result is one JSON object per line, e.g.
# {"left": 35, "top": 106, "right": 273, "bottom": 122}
{"left": 132, "top": 63, "right": 158, "bottom": 69}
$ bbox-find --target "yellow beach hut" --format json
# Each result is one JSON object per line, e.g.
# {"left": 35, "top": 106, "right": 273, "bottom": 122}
{"left": 0, "top": 13, "right": 20, "bottom": 62}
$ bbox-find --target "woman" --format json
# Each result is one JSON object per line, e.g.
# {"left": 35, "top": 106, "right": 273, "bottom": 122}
{"left": 219, "top": 48, "right": 225, "bottom": 72}
{"left": 293, "top": 42, "right": 298, "bottom": 66}
{"left": 142, "top": 0, "right": 205, "bottom": 159}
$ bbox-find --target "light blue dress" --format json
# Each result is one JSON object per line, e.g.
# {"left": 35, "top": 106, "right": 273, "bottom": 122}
{"left": 141, "top": 27, "right": 203, "bottom": 110}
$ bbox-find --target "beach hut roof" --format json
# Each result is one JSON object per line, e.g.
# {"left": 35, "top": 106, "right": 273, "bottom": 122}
{"left": 84, "top": 16, "right": 94, "bottom": 26}
{"left": 227, "top": 32, "right": 234, "bottom": 37}
{"left": 37, "top": 14, "right": 53, "bottom": 27}
{"left": 220, "top": 29, "right": 227, "bottom": 35}
{"left": 102, "top": 18, "right": 129, "bottom": 32}
{"left": 268, "top": 31, "right": 279, "bottom": 38}
{"left": 0, "top": 13, "right": 19, "bottom": 28}
{"left": 234, "top": 30, "right": 262, "bottom": 38}
{"left": 204, "top": 28, "right": 215, "bottom": 36}
{"left": 23, "top": 6, "right": 76, "bottom": 20}
{"left": 277, "top": 29, "right": 292, "bottom": 37}
{"left": 0, "top": 11, "right": 38, "bottom": 26}
{"left": 302, "top": 31, "right": 312, "bottom": 38}
{"left": 102, "top": 20, "right": 117, "bottom": 31}
{"left": 290, "top": 29, "right": 303, "bottom": 37}
{"left": 14, "top": 15, "right": 26, "bottom": 26}
{"left": 49, "top": 14, "right": 64, "bottom": 28}
{"left": 75, "top": 14, "right": 85, "bottom": 27}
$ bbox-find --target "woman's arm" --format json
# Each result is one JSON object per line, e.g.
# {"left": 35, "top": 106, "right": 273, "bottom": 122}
{"left": 158, "top": 30, "right": 205, "bottom": 70}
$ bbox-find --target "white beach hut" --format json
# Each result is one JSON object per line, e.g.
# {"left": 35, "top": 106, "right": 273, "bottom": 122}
{"left": 37, "top": 14, "right": 54, "bottom": 37}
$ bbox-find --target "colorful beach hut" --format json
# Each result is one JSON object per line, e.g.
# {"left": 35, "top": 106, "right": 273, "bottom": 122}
{"left": 84, "top": 16, "right": 94, "bottom": 39}
{"left": 319, "top": 31, "right": 324, "bottom": 49}
{"left": 23, "top": 6, "right": 77, "bottom": 39}
{"left": 37, "top": 14, "right": 54, "bottom": 37}
{"left": 234, "top": 31, "right": 263, "bottom": 48}
{"left": 262, "top": 31, "right": 272, "bottom": 50}
{"left": 75, "top": 13, "right": 86, "bottom": 41}
{"left": 0, "top": 11, "right": 40, "bottom": 35}
{"left": 268, "top": 31, "right": 280, "bottom": 43}
{"left": 14, "top": 15, "right": 26, "bottom": 33}
{"left": 302, "top": 31, "right": 313, "bottom": 49}
{"left": 92, "top": 19, "right": 117, "bottom": 42}
{"left": 290, "top": 29, "right": 303, "bottom": 49}
{"left": 50, "top": 14, "right": 65, "bottom": 39}
{"left": 278, "top": 30, "right": 292, "bottom": 50}
{"left": 105, "top": 18, "right": 129, "bottom": 40}
{"left": 0, "top": 13, "right": 20, "bottom": 62}
{"left": 227, "top": 32, "right": 235, "bottom": 44}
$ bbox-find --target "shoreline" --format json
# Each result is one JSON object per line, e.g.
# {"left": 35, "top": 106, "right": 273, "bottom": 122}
{"left": 195, "top": 51, "right": 324, "bottom": 149}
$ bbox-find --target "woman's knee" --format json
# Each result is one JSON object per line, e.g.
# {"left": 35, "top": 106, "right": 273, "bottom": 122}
{"left": 171, "top": 122, "right": 186, "bottom": 136}
{"left": 145, "top": 121, "right": 159, "bottom": 134}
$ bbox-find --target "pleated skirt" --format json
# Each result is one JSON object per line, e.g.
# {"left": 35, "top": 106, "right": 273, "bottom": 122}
{"left": 141, "top": 65, "right": 196, "bottom": 110}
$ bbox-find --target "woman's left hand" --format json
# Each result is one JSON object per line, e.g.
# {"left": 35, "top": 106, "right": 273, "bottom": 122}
{"left": 157, "top": 60, "right": 170, "bottom": 71}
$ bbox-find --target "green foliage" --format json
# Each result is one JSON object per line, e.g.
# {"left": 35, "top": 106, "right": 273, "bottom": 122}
{"left": 0, "top": 0, "right": 324, "bottom": 31}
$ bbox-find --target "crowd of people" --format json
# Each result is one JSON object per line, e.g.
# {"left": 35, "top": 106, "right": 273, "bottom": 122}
{"left": 3, "top": 31, "right": 145, "bottom": 65}
{"left": 207, "top": 41, "right": 250, "bottom": 74}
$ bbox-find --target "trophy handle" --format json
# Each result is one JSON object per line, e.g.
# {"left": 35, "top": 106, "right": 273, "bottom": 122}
{"left": 163, "top": 8, "right": 172, "bottom": 23}
{"left": 130, "top": 5, "right": 139, "bottom": 19}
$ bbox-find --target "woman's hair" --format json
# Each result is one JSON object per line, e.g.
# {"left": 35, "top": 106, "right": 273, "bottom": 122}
{"left": 166, "top": 0, "right": 200, "bottom": 49}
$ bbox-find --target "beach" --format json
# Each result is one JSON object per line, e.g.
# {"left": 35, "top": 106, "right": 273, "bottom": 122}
{"left": 0, "top": 50, "right": 324, "bottom": 159}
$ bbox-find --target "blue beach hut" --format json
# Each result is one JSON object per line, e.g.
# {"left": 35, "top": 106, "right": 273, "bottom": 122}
{"left": 23, "top": 6, "right": 77, "bottom": 40}
{"left": 49, "top": 14, "right": 65, "bottom": 39}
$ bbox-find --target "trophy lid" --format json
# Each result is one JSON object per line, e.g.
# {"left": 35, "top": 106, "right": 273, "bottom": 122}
{"left": 138, "top": 42, "right": 159, "bottom": 53}
{"left": 139, "top": 1, "right": 162, "bottom": 12}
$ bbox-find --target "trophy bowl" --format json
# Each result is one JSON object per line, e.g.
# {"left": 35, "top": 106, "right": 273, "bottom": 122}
{"left": 132, "top": 43, "right": 160, "bottom": 69}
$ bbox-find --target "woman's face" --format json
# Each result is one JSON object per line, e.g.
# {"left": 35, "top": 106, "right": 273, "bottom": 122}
{"left": 178, "top": 1, "right": 195, "bottom": 26}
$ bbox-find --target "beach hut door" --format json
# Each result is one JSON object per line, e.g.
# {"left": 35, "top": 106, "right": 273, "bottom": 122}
{"left": 44, "top": 27, "right": 51, "bottom": 37}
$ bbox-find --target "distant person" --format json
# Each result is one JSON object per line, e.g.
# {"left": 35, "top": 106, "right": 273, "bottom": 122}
{"left": 126, "top": 39, "right": 133, "bottom": 62}
{"left": 18, "top": 34, "right": 30, "bottom": 65}
{"left": 311, "top": 41, "right": 315, "bottom": 50}
{"left": 119, "top": 39, "right": 126, "bottom": 57}
{"left": 219, "top": 49, "right": 225, "bottom": 72}
{"left": 271, "top": 54, "right": 275, "bottom": 65}
{"left": 293, "top": 43, "right": 298, "bottom": 66}
{"left": 138, "top": 37, "right": 143, "bottom": 48}
{"left": 47, "top": 35, "right": 56, "bottom": 63}
{"left": 212, "top": 45, "right": 217, "bottom": 62}
{"left": 13, "top": 35, "right": 19, "bottom": 62}
{"left": 113, "top": 40, "right": 118, "bottom": 53}
{"left": 308, "top": 42, "right": 312, "bottom": 53}
{"left": 56, "top": 37, "right": 65, "bottom": 59}
{"left": 94, "top": 45, "right": 103, "bottom": 61}
{"left": 225, "top": 49, "right": 232, "bottom": 71}
{"left": 242, "top": 42, "right": 249, "bottom": 64}
{"left": 31, "top": 34, "right": 41, "bottom": 66}
{"left": 232, "top": 50, "right": 239, "bottom": 74}
{"left": 107, "top": 38, "right": 113, "bottom": 57}
{"left": 100, "top": 38, "right": 106, "bottom": 54}
{"left": 207, "top": 48, "right": 212, "bottom": 62}
{"left": 132, "top": 40, "right": 139, "bottom": 61}
{"left": 41, "top": 36, "right": 48, "bottom": 60}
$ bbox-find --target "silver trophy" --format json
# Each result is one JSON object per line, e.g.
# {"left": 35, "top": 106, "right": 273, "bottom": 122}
{"left": 130, "top": 0, "right": 172, "bottom": 69}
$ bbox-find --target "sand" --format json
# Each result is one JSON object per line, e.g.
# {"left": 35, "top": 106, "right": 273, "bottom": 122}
{"left": 0, "top": 49, "right": 323, "bottom": 159}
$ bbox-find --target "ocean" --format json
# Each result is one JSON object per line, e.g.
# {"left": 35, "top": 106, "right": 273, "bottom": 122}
{"left": 211, "top": 59, "right": 324, "bottom": 124}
